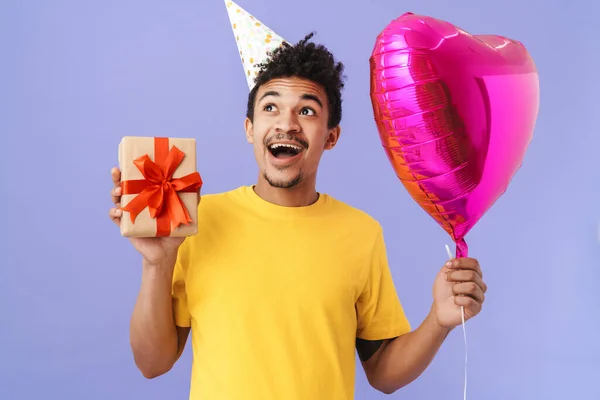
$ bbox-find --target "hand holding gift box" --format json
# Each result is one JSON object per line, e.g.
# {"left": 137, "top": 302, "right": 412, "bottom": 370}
{"left": 118, "top": 136, "right": 203, "bottom": 237}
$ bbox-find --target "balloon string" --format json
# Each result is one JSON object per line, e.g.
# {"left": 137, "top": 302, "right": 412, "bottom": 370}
{"left": 445, "top": 244, "right": 467, "bottom": 400}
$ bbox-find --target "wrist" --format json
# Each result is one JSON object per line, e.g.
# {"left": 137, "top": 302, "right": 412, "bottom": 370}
{"left": 142, "top": 254, "right": 177, "bottom": 275}
{"left": 427, "top": 303, "right": 454, "bottom": 335}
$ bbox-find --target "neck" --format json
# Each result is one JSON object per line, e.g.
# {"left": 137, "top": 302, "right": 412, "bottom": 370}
{"left": 253, "top": 176, "right": 319, "bottom": 207}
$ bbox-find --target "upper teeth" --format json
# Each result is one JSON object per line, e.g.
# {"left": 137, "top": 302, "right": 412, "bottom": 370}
{"left": 270, "top": 144, "right": 302, "bottom": 150}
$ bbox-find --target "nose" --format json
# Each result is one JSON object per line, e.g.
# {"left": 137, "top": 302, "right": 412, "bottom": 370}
{"left": 274, "top": 109, "right": 301, "bottom": 133}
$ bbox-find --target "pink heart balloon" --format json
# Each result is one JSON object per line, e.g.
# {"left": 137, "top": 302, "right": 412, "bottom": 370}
{"left": 370, "top": 12, "right": 539, "bottom": 257}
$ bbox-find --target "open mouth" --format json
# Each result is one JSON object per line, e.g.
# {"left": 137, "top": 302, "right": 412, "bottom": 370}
{"left": 268, "top": 143, "right": 304, "bottom": 159}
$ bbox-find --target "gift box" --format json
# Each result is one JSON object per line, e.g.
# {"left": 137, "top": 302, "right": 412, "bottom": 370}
{"left": 118, "top": 136, "right": 203, "bottom": 237}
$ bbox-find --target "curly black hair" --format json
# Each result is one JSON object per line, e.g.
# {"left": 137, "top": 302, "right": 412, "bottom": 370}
{"left": 246, "top": 32, "right": 346, "bottom": 129}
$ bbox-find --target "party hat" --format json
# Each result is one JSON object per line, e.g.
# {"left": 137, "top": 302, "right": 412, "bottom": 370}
{"left": 224, "top": 0, "right": 288, "bottom": 90}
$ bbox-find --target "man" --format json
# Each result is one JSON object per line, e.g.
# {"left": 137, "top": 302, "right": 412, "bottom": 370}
{"left": 109, "top": 33, "right": 487, "bottom": 399}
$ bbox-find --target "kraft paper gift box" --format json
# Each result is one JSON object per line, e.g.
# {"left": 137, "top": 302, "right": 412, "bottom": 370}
{"left": 118, "top": 136, "right": 203, "bottom": 237}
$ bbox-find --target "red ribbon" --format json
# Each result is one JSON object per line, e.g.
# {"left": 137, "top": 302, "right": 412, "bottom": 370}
{"left": 120, "top": 137, "right": 203, "bottom": 236}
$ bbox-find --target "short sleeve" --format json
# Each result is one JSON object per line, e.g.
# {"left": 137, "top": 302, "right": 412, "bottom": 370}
{"left": 172, "top": 239, "right": 192, "bottom": 328}
{"left": 356, "top": 226, "right": 412, "bottom": 340}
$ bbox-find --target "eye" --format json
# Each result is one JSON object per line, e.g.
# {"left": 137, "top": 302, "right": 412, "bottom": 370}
{"left": 300, "top": 107, "right": 316, "bottom": 116}
{"left": 263, "top": 104, "right": 277, "bottom": 112}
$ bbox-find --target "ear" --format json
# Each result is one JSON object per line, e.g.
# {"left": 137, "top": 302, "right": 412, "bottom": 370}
{"left": 244, "top": 117, "right": 254, "bottom": 144}
{"left": 324, "top": 126, "right": 341, "bottom": 150}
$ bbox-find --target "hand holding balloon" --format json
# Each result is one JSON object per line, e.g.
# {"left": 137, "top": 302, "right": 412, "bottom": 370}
{"left": 433, "top": 257, "right": 487, "bottom": 327}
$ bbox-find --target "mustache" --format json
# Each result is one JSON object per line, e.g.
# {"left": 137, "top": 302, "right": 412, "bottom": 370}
{"left": 264, "top": 133, "right": 309, "bottom": 149}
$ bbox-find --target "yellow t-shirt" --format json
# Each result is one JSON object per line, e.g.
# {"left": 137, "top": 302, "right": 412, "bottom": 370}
{"left": 172, "top": 186, "right": 411, "bottom": 400}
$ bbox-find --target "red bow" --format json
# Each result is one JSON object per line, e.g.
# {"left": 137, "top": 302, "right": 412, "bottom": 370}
{"left": 121, "top": 139, "right": 202, "bottom": 236}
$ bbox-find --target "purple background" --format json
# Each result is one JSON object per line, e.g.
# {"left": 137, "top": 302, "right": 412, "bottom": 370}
{"left": 1, "top": 0, "right": 598, "bottom": 399}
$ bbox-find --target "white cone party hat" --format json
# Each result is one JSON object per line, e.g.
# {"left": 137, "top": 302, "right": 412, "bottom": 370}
{"left": 224, "top": 0, "right": 288, "bottom": 90}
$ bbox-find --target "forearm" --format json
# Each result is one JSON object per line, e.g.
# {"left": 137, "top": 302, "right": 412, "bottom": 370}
{"left": 373, "top": 306, "right": 451, "bottom": 393}
{"left": 130, "top": 256, "right": 179, "bottom": 378}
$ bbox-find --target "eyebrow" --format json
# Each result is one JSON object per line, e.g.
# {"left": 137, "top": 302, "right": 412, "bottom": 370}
{"left": 258, "top": 91, "right": 324, "bottom": 108}
{"left": 259, "top": 90, "right": 280, "bottom": 102}
{"left": 300, "top": 93, "right": 323, "bottom": 109}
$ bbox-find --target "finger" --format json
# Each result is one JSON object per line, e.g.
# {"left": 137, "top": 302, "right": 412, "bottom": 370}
{"left": 446, "top": 269, "right": 485, "bottom": 290}
{"left": 110, "top": 187, "right": 121, "bottom": 205}
{"left": 111, "top": 167, "right": 121, "bottom": 188}
{"left": 111, "top": 186, "right": 122, "bottom": 205}
{"left": 109, "top": 206, "right": 122, "bottom": 225}
{"left": 111, "top": 167, "right": 123, "bottom": 204}
{"left": 452, "top": 282, "right": 485, "bottom": 303}
{"left": 447, "top": 257, "right": 482, "bottom": 277}
{"left": 454, "top": 295, "right": 482, "bottom": 316}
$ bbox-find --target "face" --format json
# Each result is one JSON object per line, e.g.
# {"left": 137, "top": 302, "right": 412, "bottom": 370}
{"left": 245, "top": 77, "right": 341, "bottom": 189}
